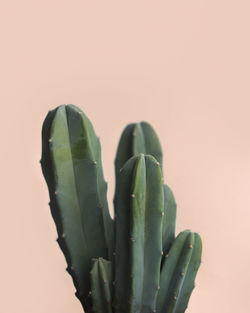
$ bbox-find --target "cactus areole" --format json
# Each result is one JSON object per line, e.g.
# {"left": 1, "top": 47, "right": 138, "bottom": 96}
{"left": 41, "top": 104, "right": 202, "bottom": 313}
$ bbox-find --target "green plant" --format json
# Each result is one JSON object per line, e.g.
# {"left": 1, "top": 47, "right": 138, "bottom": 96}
{"left": 41, "top": 104, "right": 202, "bottom": 313}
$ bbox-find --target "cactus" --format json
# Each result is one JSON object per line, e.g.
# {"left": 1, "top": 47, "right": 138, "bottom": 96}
{"left": 40, "top": 104, "right": 202, "bottom": 313}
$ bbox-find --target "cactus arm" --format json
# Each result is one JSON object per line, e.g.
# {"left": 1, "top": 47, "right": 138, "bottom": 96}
{"left": 40, "top": 104, "right": 114, "bottom": 311}
{"left": 114, "top": 154, "right": 164, "bottom": 313}
{"left": 173, "top": 233, "right": 202, "bottom": 313}
{"left": 68, "top": 104, "right": 114, "bottom": 261}
{"left": 90, "top": 258, "right": 113, "bottom": 313}
{"left": 114, "top": 123, "right": 136, "bottom": 180}
{"left": 162, "top": 184, "right": 177, "bottom": 255}
{"left": 136, "top": 122, "right": 163, "bottom": 168}
{"left": 114, "top": 122, "right": 162, "bottom": 177}
{"left": 156, "top": 231, "right": 202, "bottom": 313}
{"left": 115, "top": 122, "right": 176, "bottom": 256}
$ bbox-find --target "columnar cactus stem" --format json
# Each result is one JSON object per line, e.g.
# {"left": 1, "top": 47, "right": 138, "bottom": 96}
{"left": 156, "top": 230, "right": 202, "bottom": 313}
{"left": 114, "top": 154, "right": 164, "bottom": 313}
{"left": 90, "top": 258, "right": 113, "bottom": 313}
{"left": 40, "top": 104, "right": 114, "bottom": 311}
{"left": 114, "top": 122, "right": 176, "bottom": 255}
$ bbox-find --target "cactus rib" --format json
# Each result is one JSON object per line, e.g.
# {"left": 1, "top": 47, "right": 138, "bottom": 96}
{"left": 90, "top": 258, "right": 113, "bottom": 313}
{"left": 40, "top": 104, "right": 114, "bottom": 311}
{"left": 114, "top": 154, "right": 164, "bottom": 313}
{"left": 156, "top": 230, "right": 202, "bottom": 313}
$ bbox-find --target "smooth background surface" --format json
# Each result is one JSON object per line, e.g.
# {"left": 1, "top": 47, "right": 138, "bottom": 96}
{"left": 1, "top": 1, "right": 250, "bottom": 312}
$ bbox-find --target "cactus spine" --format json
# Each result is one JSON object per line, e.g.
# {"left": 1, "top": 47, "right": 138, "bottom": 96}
{"left": 41, "top": 104, "right": 202, "bottom": 313}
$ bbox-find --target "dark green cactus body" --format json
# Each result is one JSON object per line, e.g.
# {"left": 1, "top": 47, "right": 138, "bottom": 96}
{"left": 41, "top": 105, "right": 202, "bottom": 313}
{"left": 40, "top": 104, "right": 114, "bottom": 311}
{"left": 114, "top": 154, "right": 164, "bottom": 313}
{"left": 90, "top": 258, "right": 113, "bottom": 313}
{"left": 115, "top": 122, "right": 176, "bottom": 255}
{"left": 156, "top": 230, "right": 202, "bottom": 313}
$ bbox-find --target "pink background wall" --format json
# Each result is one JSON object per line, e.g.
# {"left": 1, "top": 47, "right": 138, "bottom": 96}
{"left": 1, "top": 1, "right": 250, "bottom": 312}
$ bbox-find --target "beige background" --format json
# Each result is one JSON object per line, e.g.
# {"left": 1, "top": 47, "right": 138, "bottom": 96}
{"left": 1, "top": 1, "right": 250, "bottom": 312}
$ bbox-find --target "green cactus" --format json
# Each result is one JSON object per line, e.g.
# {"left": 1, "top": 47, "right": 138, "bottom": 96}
{"left": 41, "top": 104, "right": 202, "bottom": 313}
